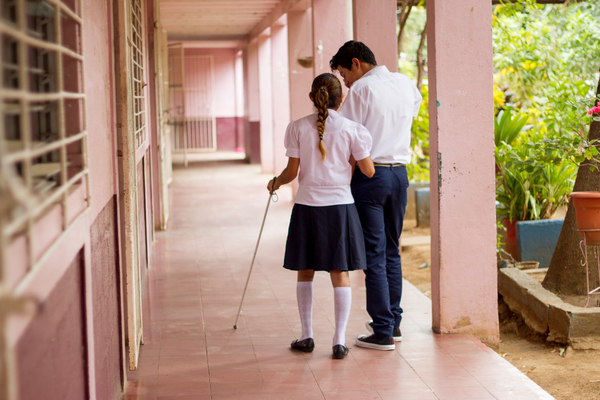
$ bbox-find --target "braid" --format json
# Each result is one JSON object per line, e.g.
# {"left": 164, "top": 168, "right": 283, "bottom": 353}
{"left": 310, "top": 73, "right": 342, "bottom": 162}
{"left": 315, "top": 87, "right": 329, "bottom": 161}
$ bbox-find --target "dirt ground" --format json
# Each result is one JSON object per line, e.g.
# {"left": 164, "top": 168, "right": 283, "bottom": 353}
{"left": 401, "top": 219, "right": 600, "bottom": 400}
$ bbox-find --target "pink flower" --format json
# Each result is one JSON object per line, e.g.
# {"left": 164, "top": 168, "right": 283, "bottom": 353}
{"left": 589, "top": 105, "right": 600, "bottom": 115}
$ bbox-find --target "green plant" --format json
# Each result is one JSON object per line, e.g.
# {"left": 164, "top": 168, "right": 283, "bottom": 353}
{"left": 495, "top": 109, "right": 577, "bottom": 222}
{"left": 494, "top": 107, "right": 530, "bottom": 147}
{"left": 407, "top": 84, "right": 429, "bottom": 182}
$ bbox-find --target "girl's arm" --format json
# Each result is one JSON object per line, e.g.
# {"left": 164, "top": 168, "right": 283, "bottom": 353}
{"left": 356, "top": 156, "right": 375, "bottom": 178}
{"left": 267, "top": 157, "right": 300, "bottom": 193}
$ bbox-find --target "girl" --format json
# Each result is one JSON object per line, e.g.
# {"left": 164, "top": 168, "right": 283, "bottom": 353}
{"left": 267, "top": 73, "right": 374, "bottom": 359}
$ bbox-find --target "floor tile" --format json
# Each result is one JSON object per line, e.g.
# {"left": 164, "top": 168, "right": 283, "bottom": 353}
{"left": 121, "top": 162, "right": 555, "bottom": 400}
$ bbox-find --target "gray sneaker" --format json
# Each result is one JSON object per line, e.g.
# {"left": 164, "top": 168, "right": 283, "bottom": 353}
{"left": 366, "top": 320, "right": 402, "bottom": 342}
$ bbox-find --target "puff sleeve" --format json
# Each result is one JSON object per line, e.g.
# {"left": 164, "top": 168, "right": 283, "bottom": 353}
{"left": 284, "top": 121, "right": 300, "bottom": 158}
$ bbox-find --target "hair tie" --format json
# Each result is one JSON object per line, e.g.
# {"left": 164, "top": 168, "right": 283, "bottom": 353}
{"left": 319, "top": 86, "right": 327, "bottom": 92}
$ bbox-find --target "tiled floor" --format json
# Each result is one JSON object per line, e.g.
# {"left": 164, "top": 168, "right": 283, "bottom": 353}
{"left": 122, "top": 161, "right": 554, "bottom": 400}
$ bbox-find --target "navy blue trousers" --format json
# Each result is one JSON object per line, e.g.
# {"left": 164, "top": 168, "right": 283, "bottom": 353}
{"left": 351, "top": 165, "right": 408, "bottom": 338}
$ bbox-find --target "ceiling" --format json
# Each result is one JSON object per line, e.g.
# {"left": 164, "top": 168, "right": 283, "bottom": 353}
{"left": 159, "top": 0, "right": 282, "bottom": 42}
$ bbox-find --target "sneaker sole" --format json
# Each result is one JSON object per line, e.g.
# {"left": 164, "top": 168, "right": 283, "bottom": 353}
{"left": 355, "top": 337, "right": 395, "bottom": 351}
{"left": 365, "top": 320, "right": 403, "bottom": 342}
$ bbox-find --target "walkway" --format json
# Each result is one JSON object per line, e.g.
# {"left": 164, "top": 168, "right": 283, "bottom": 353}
{"left": 122, "top": 161, "right": 554, "bottom": 400}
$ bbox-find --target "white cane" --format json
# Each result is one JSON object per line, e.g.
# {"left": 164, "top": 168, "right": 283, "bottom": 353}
{"left": 233, "top": 177, "right": 278, "bottom": 329}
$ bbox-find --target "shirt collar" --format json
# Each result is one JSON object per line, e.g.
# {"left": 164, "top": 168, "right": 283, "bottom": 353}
{"left": 362, "top": 65, "right": 389, "bottom": 79}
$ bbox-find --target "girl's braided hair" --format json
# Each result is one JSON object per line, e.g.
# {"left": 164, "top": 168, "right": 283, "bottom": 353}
{"left": 311, "top": 73, "right": 342, "bottom": 161}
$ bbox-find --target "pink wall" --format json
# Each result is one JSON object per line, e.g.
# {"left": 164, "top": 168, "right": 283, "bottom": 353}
{"left": 86, "top": 0, "right": 118, "bottom": 220}
{"left": 427, "top": 0, "right": 498, "bottom": 343}
{"left": 184, "top": 48, "right": 237, "bottom": 118}
{"left": 90, "top": 197, "right": 122, "bottom": 400}
{"left": 352, "top": 0, "right": 398, "bottom": 71}
{"left": 11, "top": 0, "right": 127, "bottom": 398}
{"left": 16, "top": 254, "right": 88, "bottom": 400}
{"left": 182, "top": 47, "right": 244, "bottom": 151}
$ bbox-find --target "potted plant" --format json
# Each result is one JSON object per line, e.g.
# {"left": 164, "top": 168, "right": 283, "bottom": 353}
{"left": 495, "top": 107, "right": 576, "bottom": 266}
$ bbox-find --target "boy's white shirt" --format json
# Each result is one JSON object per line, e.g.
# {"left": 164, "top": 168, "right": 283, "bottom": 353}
{"left": 339, "top": 65, "right": 422, "bottom": 165}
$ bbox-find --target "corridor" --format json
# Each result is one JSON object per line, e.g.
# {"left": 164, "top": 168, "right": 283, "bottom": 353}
{"left": 122, "top": 161, "right": 553, "bottom": 400}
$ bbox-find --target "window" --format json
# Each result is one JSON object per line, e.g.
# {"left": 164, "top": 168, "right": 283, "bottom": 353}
{"left": 130, "top": 0, "right": 146, "bottom": 148}
{"left": 1, "top": 0, "right": 88, "bottom": 275}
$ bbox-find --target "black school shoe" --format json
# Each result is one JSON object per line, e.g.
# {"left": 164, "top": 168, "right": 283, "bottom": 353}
{"left": 291, "top": 338, "right": 314, "bottom": 352}
{"left": 366, "top": 320, "right": 402, "bottom": 342}
{"left": 355, "top": 334, "right": 395, "bottom": 351}
{"left": 332, "top": 344, "right": 349, "bottom": 359}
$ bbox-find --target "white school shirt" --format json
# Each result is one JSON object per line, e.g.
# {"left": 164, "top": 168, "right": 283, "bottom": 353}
{"left": 339, "top": 66, "right": 422, "bottom": 165}
{"left": 284, "top": 109, "right": 372, "bottom": 207}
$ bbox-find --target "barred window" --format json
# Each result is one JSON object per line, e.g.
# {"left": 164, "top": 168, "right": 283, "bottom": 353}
{"left": 1, "top": 0, "right": 88, "bottom": 279}
{"left": 131, "top": 0, "right": 146, "bottom": 148}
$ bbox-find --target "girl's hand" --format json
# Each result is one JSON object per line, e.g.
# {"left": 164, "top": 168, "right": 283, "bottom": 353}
{"left": 267, "top": 177, "right": 278, "bottom": 194}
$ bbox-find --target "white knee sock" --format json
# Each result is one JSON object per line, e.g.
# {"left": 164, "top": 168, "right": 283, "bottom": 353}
{"left": 333, "top": 287, "right": 351, "bottom": 347}
{"left": 297, "top": 282, "right": 313, "bottom": 340}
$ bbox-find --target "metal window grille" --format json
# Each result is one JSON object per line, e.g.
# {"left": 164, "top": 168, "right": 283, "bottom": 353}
{"left": 131, "top": 0, "right": 146, "bottom": 149}
{"left": 0, "top": 0, "right": 89, "bottom": 278}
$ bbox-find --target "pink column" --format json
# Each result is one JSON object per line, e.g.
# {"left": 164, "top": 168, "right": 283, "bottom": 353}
{"left": 244, "top": 39, "right": 261, "bottom": 164}
{"left": 352, "top": 0, "right": 398, "bottom": 71}
{"left": 287, "top": 8, "right": 314, "bottom": 122}
{"left": 427, "top": 1, "right": 498, "bottom": 344}
{"left": 258, "top": 30, "right": 274, "bottom": 173}
{"left": 287, "top": 7, "right": 315, "bottom": 196}
{"left": 270, "top": 17, "right": 291, "bottom": 176}
{"left": 312, "top": 0, "right": 352, "bottom": 77}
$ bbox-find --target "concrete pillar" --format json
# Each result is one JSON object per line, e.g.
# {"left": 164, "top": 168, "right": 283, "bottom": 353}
{"left": 244, "top": 38, "right": 260, "bottom": 164}
{"left": 312, "top": 0, "right": 353, "bottom": 78}
{"left": 287, "top": 8, "right": 314, "bottom": 122}
{"left": 352, "top": 0, "right": 398, "bottom": 72}
{"left": 234, "top": 50, "right": 244, "bottom": 151}
{"left": 271, "top": 17, "right": 291, "bottom": 175}
{"left": 258, "top": 30, "right": 274, "bottom": 173}
{"left": 427, "top": 1, "right": 498, "bottom": 344}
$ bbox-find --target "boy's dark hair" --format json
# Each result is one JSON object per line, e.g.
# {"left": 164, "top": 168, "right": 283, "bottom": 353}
{"left": 329, "top": 40, "right": 377, "bottom": 71}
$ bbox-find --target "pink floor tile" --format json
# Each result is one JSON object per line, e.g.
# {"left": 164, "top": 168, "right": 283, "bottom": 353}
{"left": 120, "top": 162, "right": 555, "bottom": 400}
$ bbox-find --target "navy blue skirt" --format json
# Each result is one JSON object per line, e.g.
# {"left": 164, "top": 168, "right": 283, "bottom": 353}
{"left": 283, "top": 203, "right": 367, "bottom": 271}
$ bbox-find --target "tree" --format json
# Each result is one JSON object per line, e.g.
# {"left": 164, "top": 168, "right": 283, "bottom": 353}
{"left": 543, "top": 75, "right": 600, "bottom": 295}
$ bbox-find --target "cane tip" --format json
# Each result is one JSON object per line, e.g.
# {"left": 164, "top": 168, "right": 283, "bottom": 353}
{"left": 233, "top": 325, "right": 238, "bottom": 329}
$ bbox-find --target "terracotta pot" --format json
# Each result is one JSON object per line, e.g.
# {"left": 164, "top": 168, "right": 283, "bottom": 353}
{"left": 515, "top": 261, "right": 539, "bottom": 270}
{"left": 501, "top": 218, "right": 519, "bottom": 261}
{"left": 568, "top": 192, "right": 600, "bottom": 246}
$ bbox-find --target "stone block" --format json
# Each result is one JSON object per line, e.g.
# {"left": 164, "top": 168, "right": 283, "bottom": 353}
{"left": 415, "top": 187, "right": 430, "bottom": 228}
{"left": 570, "top": 309, "right": 600, "bottom": 349}
{"left": 500, "top": 268, "right": 600, "bottom": 349}
{"left": 516, "top": 219, "right": 563, "bottom": 269}
{"left": 406, "top": 182, "right": 428, "bottom": 220}
{"left": 547, "top": 303, "right": 572, "bottom": 344}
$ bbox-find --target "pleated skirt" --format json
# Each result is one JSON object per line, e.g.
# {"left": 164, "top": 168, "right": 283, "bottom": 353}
{"left": 283, "top": 203, "right": 367, "bottom": 271}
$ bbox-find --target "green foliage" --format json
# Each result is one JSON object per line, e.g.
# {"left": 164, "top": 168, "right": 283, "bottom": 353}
{"left": 494, "top": 107, "right": 530, "bottom": 147}
{"left": 495, "top": 109, "right": 577, "bottom": 221}
{"left": 398, "top": 6, "right": 427, "bottom": 79}
{"left": 493, "top": 0, "right": 600, "bottom": 221}
{"left": 493, "top": 1, "right": 600, "bottom": 136}
{"left": 407, "top": 84, "right": 430, "bottom": 182}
